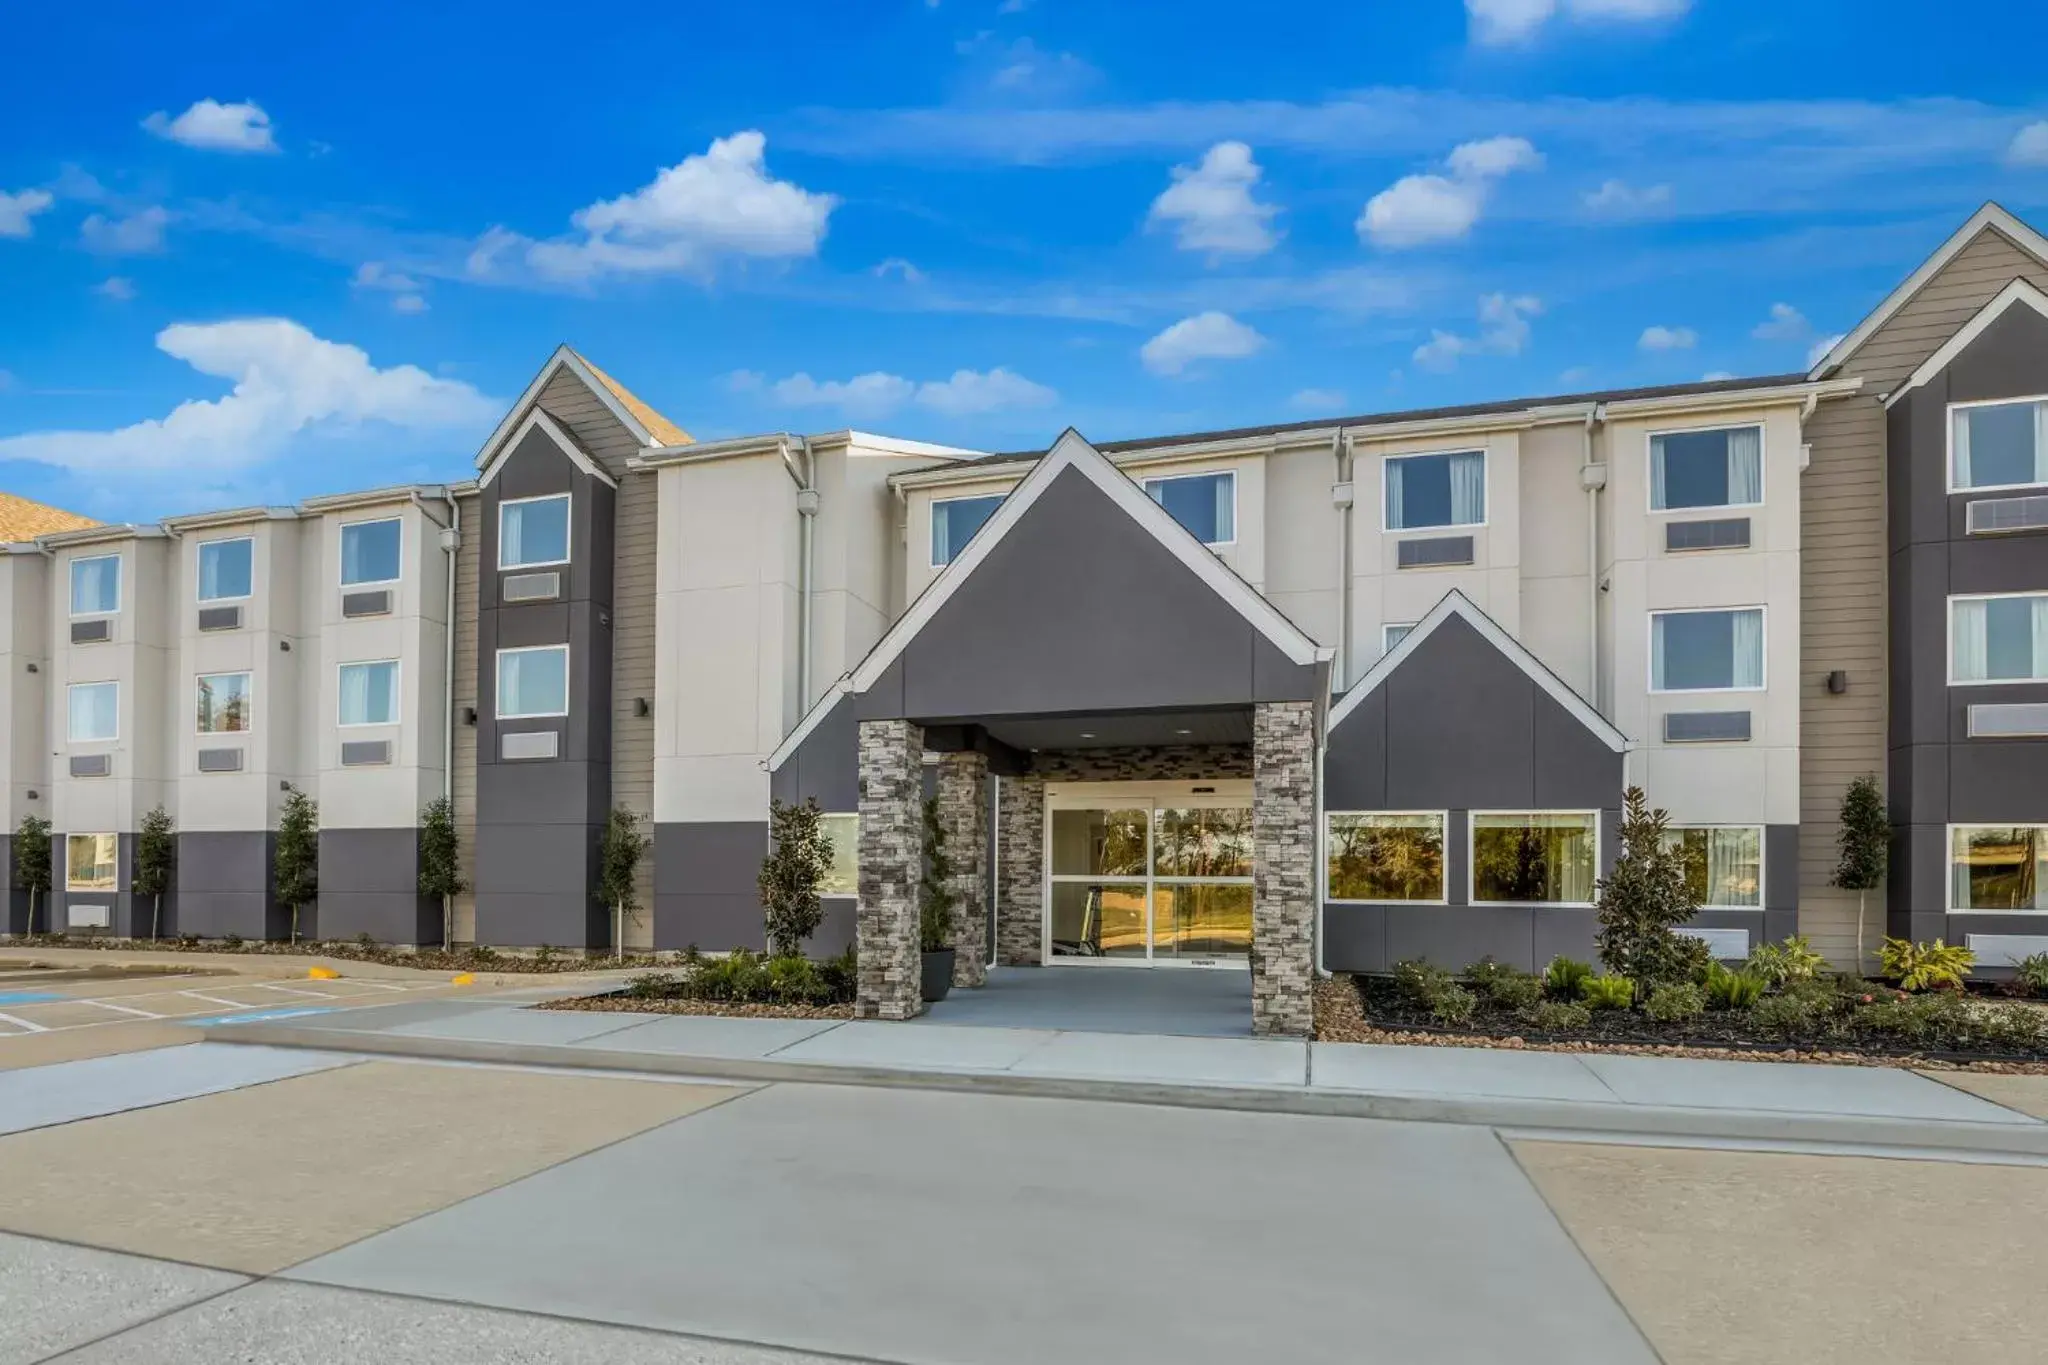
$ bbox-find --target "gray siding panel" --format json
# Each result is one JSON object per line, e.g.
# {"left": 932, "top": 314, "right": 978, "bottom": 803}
{"left": 319, "top": 828, "right": 439, "bottom": 945}
{"left": 174, "top": 831, "right": 284, "bottom": 940}
{"left": 769, "top": 695, "right": 858, "bottom": 812}
{"left": 652, "top": 821, "right": 769, "bottom": 952}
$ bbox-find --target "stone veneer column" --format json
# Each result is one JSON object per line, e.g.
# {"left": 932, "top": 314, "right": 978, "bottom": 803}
{"left": 937, "top": 751, "right": 989, "bottom": 987}
{"left": 1252, "top": 701, "right": 1316, "bottom": 1037}
{"left": 995, "top": 773, "right": 1045, "bottom": 966}
{"left": 857, "top": 719, "right": 925, "bottom": 1020}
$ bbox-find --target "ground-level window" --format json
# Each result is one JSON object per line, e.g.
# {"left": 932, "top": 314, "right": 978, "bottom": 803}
{"left": 195, "top": 672, "right": 253, "bottom": 734}
{"left": 1651, "top": 607, "right": 1764, "bottom": 691}
{"left": 496, "top": 644, "right": 569, "bottom": 719}
{"left": 1650, "top": 425, "right": 1762, "bottom": 511}
{"left": 68, "top": 681, "right": 118, "bottom": 742}
{"left": 1144, "top": 471, "right": 1235, "bottom": 545}
{"left": 1951, "top": 397, "right": 2048, "bottom": 492}
{"left": 1661, "top": 826, "right": 1762, "bottom": 908}
{"left": 1326, "top": 812, "right": 1445, "bottom": 902}
{"left": 930, "top": 495, "right": 1004, "bottom": 567}
{"left": 1382, "top": 623, "right": 1414, "bottom": 654}
{"left": 66, "top": 833, "right": 117, "bottom": 891}
{"left": 1471, "top": 812, "right": 1597, "bottom": 905}
{"left": 1385, "top": 450, "right": 1485, "bottom": 531}
{"left": 1951, "top": 825, "right": 2048, "bottom": 912}
{"left": 820, "top": 813, "right": 858, "bottom": 896}
{"left": 1951, "top": 593, "right": 2048, "bottom": 684}
{"left": 339, "top": 660, "right": 400, "bottom": 726}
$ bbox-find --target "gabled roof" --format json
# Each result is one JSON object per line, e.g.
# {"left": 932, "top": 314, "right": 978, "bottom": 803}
{"left": 573, "top": 350, "right": 692, "bottom": 447}
{"left": 1885, "top": 278, "right": 2048, "bottom": 408}
{"left": 473, "top": 344, "right": 690, "bottom": 470}
{"left": 478, "top": 408, "right": 619, "bottom": 490}
{"left": 1327, "top": 589, "right": 1627, "bottom": 752}
{"left": 0, "top": 493, "right": 95, "bottom": 543}
{"left": 1809, "top": 202, "right": 2048, "bottom": 381}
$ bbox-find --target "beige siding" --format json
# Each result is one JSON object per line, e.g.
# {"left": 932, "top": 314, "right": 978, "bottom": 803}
{"left": 451, "top": 489, "right": 480, "bottom": 944}
{"left": 1839, "top": 228, "right": 2048, "bottom": 390}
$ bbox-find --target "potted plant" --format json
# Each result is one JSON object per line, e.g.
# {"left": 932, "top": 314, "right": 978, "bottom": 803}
{"left": 919, "top": 795, "right": 958, "bottom": 1002}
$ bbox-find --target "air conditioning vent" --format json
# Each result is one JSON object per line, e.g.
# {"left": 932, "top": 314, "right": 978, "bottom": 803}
{"left": 70, "top": 619, "right": 112, "bottom": 644}
{"left": 1966, "top": 495, "right": 2048, "bottom": 535}
{"left": 69, "top": 754, "right": 111, "bottom": 778}
{"left": 67, "top": 902, "right": 111, "bottom": 930}
{"left": 1968, "top": 702, "right": 2048, "bottom": 738}
{"left": 197, "top": 605, "right": 243, "bottom": 632}
{"left": 1664, "top": 711, "right": 1752, "bottom": 743}
{"left": 341, "top": 740, "right": 392, "bottom": 767}
{"left": 1965, "top": 934, "right": 2048, "bottom": 966}
{"left": 1396, "top": 535, "right": 1475, "bottom": 569}
{"left": 502, "top": 571, "right": 562, "bottom": 603}
{"left": 501, "top": 730, "right": 559, "bottom": 761}
{"left": 1665, "top": 518, "right": 1751, "bottom": 552}
{"left": 197, "top": 747, "right": 244, "bottom": 773}
{"left": 342, "top": 589, "right": 392, "bottom": 618}
{"left": 1677, "top": 926, "right": 1749, "bottom": 958}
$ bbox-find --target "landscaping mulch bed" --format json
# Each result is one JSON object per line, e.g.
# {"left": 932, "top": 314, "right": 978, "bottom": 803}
{"left": 9, "top": 933, "right": 656, "bottom": 975}
{"left": 538, "top": 994, "right": 854, "bottom": 1020}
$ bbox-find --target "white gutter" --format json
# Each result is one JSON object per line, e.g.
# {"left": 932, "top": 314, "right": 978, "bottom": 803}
{"left": 1331, "top": 427, "right": 1353, "bottom": 691}
{"left": 1581, "top": 405, "right": 1607, "bottom": 713}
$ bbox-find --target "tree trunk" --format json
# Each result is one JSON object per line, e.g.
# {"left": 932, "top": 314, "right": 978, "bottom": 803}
{"left": 291, "top": 904, "right": 299, "bottom": 946}
{"left": 152, "top": 892, "right": 161, "bottom": 944}
{"left": 1856, "top": 889, "right": 1866, "bottom": 976}
{"left": 443, "top": 893, "right": 452, "bottom": 955}
{"left": 613, "top": 901, "right": 623, "bottom": 961}
{"left": 27, "top": 887, "right": 36, "bottom": 937}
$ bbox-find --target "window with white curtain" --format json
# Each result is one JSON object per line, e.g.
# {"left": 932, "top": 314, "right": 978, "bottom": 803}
{"left": 68, "top": 681, "right": 118, "bottom": 742}
{"left": 497, "top": 644, "right": 569, "bottom": 718}
{"left": 1144, "top": 471, "right": 1236, "bottom": 544}
{"left": 340, "top": 518, "right": 402, "bottom": 586}
{"left": 69, "top": 555, "right": 121, "bottom": 616}
{"left": 1471, "top": 813, "right": 1597, "bottom": 905}
{"left": 1951, "top": 398, "right": 2048, "bottom": 492}
{"left": 1951, "top": 593, "right": 2048, "bottom": 683}
{"left": 1652, "top": 608, "right": 1765, "bottom": 691}
{"left": 1951, "top": 825, "right": 2048, "bottom": 911}
{"left": 196, "top": 537, "right": 253, "bottom": 602}
{"left": 338, "top": 660, "right": 400, "bottom": 726}
{"left": 930, "top": 494, "right": 1004, "bottom": 566}
{"left": 499, "top": 494, "right": 571, "bottom": 569}
{"left": 1650, "top": 425, "right": 1763, "bottom": 510}
{"left": 1382, "top": 623, "right": 1414, "bottom": 654}
{"left": 1384, "top": 451, "right": 1485, "bottom": 531}
{"left": 1661, "top": 826, "right": 1762, "bottom": 907}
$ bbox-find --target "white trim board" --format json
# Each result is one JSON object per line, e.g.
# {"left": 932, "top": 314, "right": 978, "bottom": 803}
{"left": 1886, "top": 279, "right": 2048, "bottom": 408}
{"left": 473, "top": 345, "right": 655, "bottom": 472}
{"left": 1326, "top": 588, "right": 1628, "bottom": 752}
{"left": 477, "top": 408, "right": 619, "bottom": 491}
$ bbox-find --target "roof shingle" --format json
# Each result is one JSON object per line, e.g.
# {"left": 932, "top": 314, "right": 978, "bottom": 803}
{"left": 0, "top": 493, "right": 96, "bottom": 544}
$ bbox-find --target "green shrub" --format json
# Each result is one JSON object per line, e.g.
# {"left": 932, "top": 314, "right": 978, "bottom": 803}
{"left": 690, "top": 949, "right": 769, "bottom": 1002}
{"left": 1519, "top": 999, "right": 1593, "bottom": 1033}
{"left": 1974, "top": 1002, "right": 2046, "bottom": 1050}
{"left": 1643, "top": 982, "right": 1705, "bottom": 1024}
{"left": 223, "top": 933, "right": 244, "bottom": 949}
{"left": 1544, "top": 956, "right": 1595, "bottom": 1000}
{"left": 1429, "top": 984, "right": 1478, "bottom": 1027}
{"left": 469, "top": 944, "right": 498, "bottom": 963}
{"left": 2012, "top": 952, "right": 2048, "bottom": 999}
{"left": 1851, "top": 990, "right": 1971, "bottom": 1046}
{"left": 624, "top": 971, "right": 679, "bottom": 1000}
{"left": 1579, "top": 975, "right": 1636, "bottom": 1011}
{"left": 817, "top": 946, "right": 858, "bottom": 1002}
{"left": 1700, "top": 960, "right": 1766, "bottom": 1010}
{"left": 1594, "top": 787, "right": 1712, "bottom": 991}
{"left": 1878, "top": 937, "right": 1974, "bottom": 993}
{"left": 1746, "top": 935, "right": 1827, "bottom": 988}
{"left": 1465, "top": 958, "right": 1544, "bottom": 1010}
{"left": 1750, "top": 991, "right": 1827, "bottom": 1038}
{"left": 763, "top": 953, "right": 828, "bottom": 1005}
{"left": 1392, "top": 959, "right": 1457, "bottom": 1009}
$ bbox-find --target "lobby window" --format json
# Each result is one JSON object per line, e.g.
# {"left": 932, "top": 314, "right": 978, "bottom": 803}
{"left": 1951, "top": 398, "right": 2048, "bottom": 492}
{"left": 1652, "top": 607, "right": 1765, "bottom": 692}
{"left": 196, "top": 536, "right": 254, "bottom": 602}
{"left": 1144, "top": 471, "right": 1235, "bottom": 545}
{"left": 821, "top": 813, "right": 859, "bottom": 896}
{"left": 1384, "top": 451, "right": 1485, "bottom": 531}
{"left": 930, "top": 494, "right": 1003, "bottom": 567}
{"left": 67, "top": 681, "right": 118, "bottom": 742}
{"left": 69, "top": 554, "right": 121, "bottom": 617}
{"left": 496, "top": 644, "right": 569, "bottom": 719}
{"left": 339, "top": 660, "right": 400, "bottom": 726}
{"left": 66, "top": 833, "right": 117, "bottom": 891}
{"left": 1382, "top": 623, "right": 1415, "bottom": 654}
{"left": 195, "top": 672, "right": 253, "bottom": 734}
{"left": 340, "top": 518, "right": 402, "bottom": 587}
{"left": 1650, "top": 425, "right": 1762, "bottom": 511}
{"left": 1326, "top": 813, "right": 1445, "bottom": 902}
{"left": 1951, "top": 825, "right": 2048, "bottom": 911}
{"left": 1661, "top": 826, "right": 1762, "bottom": 908}
{"left": 499, "top": 493, "right": 571, "bottom": 569}
{"left": 1471, "top": 813, "right": 1597, "bottom": 905}
{"left": 1951, "top": 593, "right": 2048, "bottom": 684}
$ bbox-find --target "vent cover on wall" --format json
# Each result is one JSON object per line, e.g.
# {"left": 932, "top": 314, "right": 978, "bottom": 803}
{"left": 68, "top": 754, "right": 111, "bottom": 778}
{"left": 501, "top": 730, "right": 560, "bottom": 761}
{"left": 1966, "top": 494, "right": 2048, "bottom": 535}
{"left": 1677, "top": 926, "right": 1750, "bottom": 958}
{"left": 1664, "top": 711, "right": 1752, "bottom": 743}
{"left": 1965, "top": 934, "right": 2048, "bottom": 966}
{"left": 196, "top": 747, "right": 245, "bottom": 773}
{"left": 341, "top": 589, "right": 392, "bottom": 618}
{"left": 341, "top": 740, "right": 393, "bottom": 767}
{"left": 1665, "top": 518, "right": 1751, "bottom": 552}
{"left": 69, "top": 619, "right": 111, "bottom": 644}
{"left": 67, "top": 902, "right": 111, "bottom": 930}
{"left": 197, "top": 605, "right": 243, "bottom": 632}
{"left": 1395, "top": 535, "right": 1475, "bottom": 569}
{"left": 502, "top": 571, "right": 562, "bottom": 603}
{"left": 1968, "top": 702, "right": 2048, "bottom": 738}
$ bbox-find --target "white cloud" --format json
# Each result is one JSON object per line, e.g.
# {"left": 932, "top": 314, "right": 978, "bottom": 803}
{"left": 1583, "top": 178, "right": 1672, "bottom": 216}
{"left": 1807, "top": 332, "right": 1845, "bottom": 368}
{"left": 723, "top": 369, "right": 765, "bottom": 393}
{"left": 80, "top": 206, "right": 169, "bottom": 255}
{"left": 141, "top": 99, "right": 279, "bottom": 154}
{"left": 1147, "top": 141, "right": 1279, "bottom": 258}
{"left": 1413, "top": 292, "right": 1541, "bottom": 371}
{"left": 1139, "top": 311, "right": 1267, "bottom": 376}
{"left": 1752, "top": 302, "right": 1810, "bottom": 342}
{"left": 1639, "top": 324, "right": 1697, "bottom": 351}
{"left": 1289, "top": 388, "right": 1348, "bottom": 412}
{"left": 390, "top": 293, "right": 428, "bottom": 315}
{"left": 94, "top": 277, "right": 136, "bottom": 301}
{"left": 0, "top": 319, "right": 496, "bottom": 475}
{"left": 1467, "top": 0, "right": 1689, "bottom": 46}
{"left": 2007, "top": 121, "right": 2048, "bottom": 167}
{"left": 872, "top": 257, "right": 926, "bottom": 283}
{"left": 762, "top": 366, "right": 1055, "bottom": 419}
{"left": 509, "top": 132, "right": 836, "bottom": 282}
{"left": 353, "top": 261, "right": 428, "bottom": 313}
{"left": 1359, "top": 136, "right": 1540, "bottom": 248}
{"left": 771, "top": 372, "right": 918, "bottom": 418}
{"left": 956, "top": 34, "right": 1098, "bottom": 99}
{"left": 0, "top": 188, "right": 54, "bottom": 239}
{"left": 914, "top": 367, "right": 1057, "bottom": 416}
{"left": 1700, "top": 370, "right": 1735, "bottom": 382}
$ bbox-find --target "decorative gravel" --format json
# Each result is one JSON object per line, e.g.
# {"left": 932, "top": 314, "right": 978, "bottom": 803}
{"left": 538, "top": 994, "right": 854, "bottom": 1020}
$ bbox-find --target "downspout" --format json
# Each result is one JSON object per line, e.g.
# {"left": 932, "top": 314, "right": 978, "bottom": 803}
{"left": 1332, "top": 427, "right": 1354, "bottom": 691}
{"left": 794, "top": 437, "right": 819, "bottom": 710}
{"left": 414, "top": 489, "right": 460, "bottom": 949}
{"left": 1580, "top": 406, "right": 1608, "bottom": 714}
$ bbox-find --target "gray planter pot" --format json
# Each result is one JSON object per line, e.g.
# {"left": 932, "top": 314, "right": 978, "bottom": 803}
{"left": 921, "top": 948, "right": 956, "bottom": 1003}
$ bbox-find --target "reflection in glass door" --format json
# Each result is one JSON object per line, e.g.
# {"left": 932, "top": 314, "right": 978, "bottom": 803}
{"left": 1047, "top": 798, "right": 1253, "bottom": 964}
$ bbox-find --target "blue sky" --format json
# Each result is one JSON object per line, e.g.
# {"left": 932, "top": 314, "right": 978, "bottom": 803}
{"left": 5, "top": 0, "right": 2048, "bottom": 522}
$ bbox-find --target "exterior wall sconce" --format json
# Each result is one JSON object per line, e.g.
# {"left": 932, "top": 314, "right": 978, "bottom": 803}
{"left": 1826, "top": 670, "right": 1849, "bottom": 694}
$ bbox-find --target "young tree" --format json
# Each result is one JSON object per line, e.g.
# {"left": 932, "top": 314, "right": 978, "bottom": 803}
{"left": 131, "top": 805, "right": 176, "bottom": 942}
{"left": 14, "top": 814, "right": 50, "bottom": 937}
{"left": 1831, "top": 774, "right": 1889, "bottom": 971}
{"left": 758, "top": 798, "right": 833, "bottom": 958}
{"left": 1594, "top": 786, "right": 1710, "bottom": 993}
{"left": 597, "top": 805, "right": 649, "bottom": 959}
{"left": 919, "top": 794, "right": 958, "bottom": 955}
{"left": 274, "top": 784, "right": 319, "bottom": 946}
{"left": 417, "top": 796, "right": 466, "bottom": 950}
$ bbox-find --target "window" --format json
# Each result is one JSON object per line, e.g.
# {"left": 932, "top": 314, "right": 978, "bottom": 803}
{"left": 67, "top": 681, "right": 117, "bottom": 742}
{"left": 196, "top": 537, "right": 253, "bottom": 602}
{"left": 340, "top": 518, "right": 402, "bottom": 586}
{"left": 1144, "top": 471, "right": 1235, "bottom": 545}
{"left": 1951, "top": 825, "right": 2048, "bottom": 912}
{"left": 195, "top": 672, "right": 253, "bottom": 734}
{"left": 1472, "top": 812, "right": 1598, "bottom": 905}
{"left": 1662, "top": 826, "right": 1762, "bottom": 908}
{"left": 1649, "top": 425, "right": 1763, "bottom": 511}
{"left": 499, "top": 494, "right": 571, "bottom": 569}
{"left": 930, "top": 495, "right": 1003, "bottom": 567}
{"left": 69, "top": 555, "right": 120, "bottom": 616}
{"left": 1382, "top": 623, "right": 1414, "bottom": 654}
{"left": 339, "top": 661, "right": 400, "bottom": 726}
{"left": 1385, "top": 451, "right": 1485, "bottom": 531}
{"left": 821, "top": 813, "right": 859, "bottom": 896}
{"left": 1652, "top": 607, "right": 1765, "bottom": 692}
{"left": 496, "top": 644, "right": 569, "bottom": 718}
{"left": 1326, "top": 813, "right": 1445, "bottom": 902}
{"left": 66, "top": 833, "right": 117, "bottom": 891}
{"left": 1951, "top": 398, "right": 2048, "bottom": 492}
{"left": 1951, "top": 593, "right": 2048, "bottom": 684}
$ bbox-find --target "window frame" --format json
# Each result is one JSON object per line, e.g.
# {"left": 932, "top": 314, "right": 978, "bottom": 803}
{"left": 194, "top": 670, "right": 254, "bottom": 737}
{"left": 338, "top": 516, "right": 404, "bottom": 589}
{"left": 1648, "top": 605, "right": 1769, "bottom": 695}
{"left": 66, "top": 680, "right": 119, "bottom": 743}
{"left": 68, "top": 553, "right": 122, "bottom": 619}
{"left": 1946, "top": 589, "right": 2048, "bottom": 687}
{"left": 1141, "top": 468, "right": 1238, "bottom": 548}
{"left": 1323, "top": 810, "right": 1449, "bottom": 905}
{"left": 1947, "top": 822, "right": 2048, "bottom": 913}
{"left": 497, "top": 492, "right": 573, "bottom": 571}
{"left": 1381, "top": 448, "right": 1489, "bottom": 534}
{"left": 65, "top": 832, "right": 118, "bottom": 891}
{"left": 337, "top": 658, "right": 402, "bottom": 728}
{"left": 194, "top": 535, "right": 255, "bottom": 604}
{"left": 1382, "top": 623, "right": 1415, "bottom": 654}
{"left": 1946, "top": 394, "right": 2048, "bottom": 495}
{"left": 1644, "top": 421, "right": 1767, "bottom": 515}
{"left": 1662, "top": 823, "right": 1766, "bottom": 909}
{"left": 495, "top": 643, "right": 571, "bottom": 720}
{"left": 928, "top": 492, "right": 1007, "bottom": 569}
{"left": 1467, "top": 809, "right": 1601, "bottom": 908}
{"left": 820, "top": 812, "right": 859, "bottom": 897}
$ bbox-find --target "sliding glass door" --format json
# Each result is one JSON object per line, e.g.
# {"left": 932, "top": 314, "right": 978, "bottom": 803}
{"left": 1046, "top": 795, "right": 1252, "bottom": 965}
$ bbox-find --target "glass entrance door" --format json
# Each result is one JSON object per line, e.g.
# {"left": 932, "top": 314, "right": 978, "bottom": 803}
{"left": 1046, "top": 795, "right": 1253, "bottom": 965}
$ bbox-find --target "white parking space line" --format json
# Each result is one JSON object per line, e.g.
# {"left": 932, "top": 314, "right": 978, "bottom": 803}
{"left": 249, "top": 983, "right": 346, "bottom": 999}
{"left": 180, "top": 990, "right": 272, "bottom": 1009}
{"left": 83, "top": 1000, "right": 163, "bottom": 1019}
{"left": 0, "top": 1012, "right": 50, "bottom": 1034}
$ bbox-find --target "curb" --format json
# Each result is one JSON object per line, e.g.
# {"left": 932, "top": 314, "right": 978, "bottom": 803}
{"left": 201, "top": 1020, "right": 2048, "bottom": 1160}
{"left": 0, "top": 946, "right": 637, "bottom": 990}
